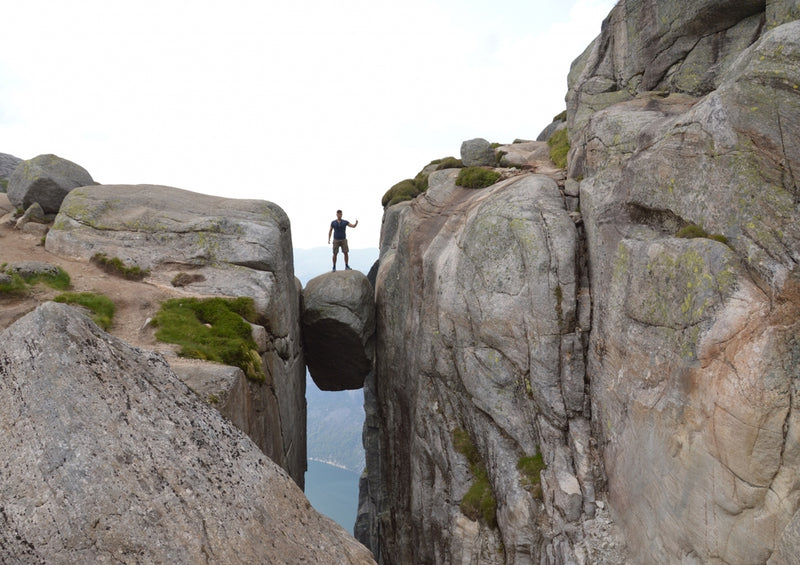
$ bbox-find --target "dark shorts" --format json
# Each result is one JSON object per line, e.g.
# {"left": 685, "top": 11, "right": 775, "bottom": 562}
{"left": 333, "top": 239, "right": 349, "bottom": 253}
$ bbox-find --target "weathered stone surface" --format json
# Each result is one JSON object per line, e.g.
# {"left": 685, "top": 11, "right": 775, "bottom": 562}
{"left": 575, "top": 15, "right": 800, "bottom": 565}
{"left": 536, "top": 119, "right": 565, "bottom": 142}
{"left": 46, "top": 184, "right": 307, "bottom": 485}
{"left": 2, "top": 260, "right": 61, "bottom": 279}
{"left": 0, "top": 193, "right": 13, "bottom": 214}
{"left": 0, "top": 152, "right": 22, "bottom": 190}
{"left": 7, "top": 154, "right": 95, "bottom": 214}
{"left": 0, "top": 302, "right": 375, "bottom": 565}
{"left": 15, "top": 202, "right": 49, "bottom": 229}
{"left": 566, "top": 0, "right": 764, "bottom": 145}
{"left": 169, "top": 359, "right": 286, "bottom": 466}
{"left": 301, "top": 270, "right": 375, "bottom": 391}
{"left": 362, "top": 168, "right": 604, "bottom": 563}
{"left": 460, "top": 137, "right": 495, "bottom": 166}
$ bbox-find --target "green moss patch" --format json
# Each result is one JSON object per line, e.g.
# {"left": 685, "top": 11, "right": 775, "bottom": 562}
{"left": 676, "top": 223, "right": 728, "bottom": 244}
{"left": 53, "top": 292, "right": 116, "bottom": 330}
{"left": 152, "top": 297, "right": 265, "bottom": 382}
{"left": 455, "top": 167, "right": 501, "bottom": 189}
{"left": 453, "top": 428, "right": 497, "bottom": 527}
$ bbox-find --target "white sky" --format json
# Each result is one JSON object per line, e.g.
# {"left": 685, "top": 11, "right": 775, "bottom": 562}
{"left": 0, "top": 0, "right": 616, "bottom": 249}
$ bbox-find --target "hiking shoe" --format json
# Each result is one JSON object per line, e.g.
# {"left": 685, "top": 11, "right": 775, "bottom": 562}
{"left": 345, "top": 265, "right": 352, "bottom": 270}
{"left": 332, "top": 266, "right": 336, "bottom": 272}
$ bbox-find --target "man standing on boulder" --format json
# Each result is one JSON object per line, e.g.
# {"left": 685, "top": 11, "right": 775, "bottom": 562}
{"left": 328, "top": 210, "right": 358, "bottom": 271}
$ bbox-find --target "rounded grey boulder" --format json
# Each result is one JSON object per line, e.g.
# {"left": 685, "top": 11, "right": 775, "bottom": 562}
{"left": 460, "top": 137, "right": 496, "bottom": 166}
{"left": 7, "top": 154, "right": 95, "bottom": 214}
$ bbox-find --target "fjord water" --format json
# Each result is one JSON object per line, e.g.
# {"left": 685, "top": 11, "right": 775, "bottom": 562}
{"left": 305, "top": 459, "right": 362, "bottom": 531}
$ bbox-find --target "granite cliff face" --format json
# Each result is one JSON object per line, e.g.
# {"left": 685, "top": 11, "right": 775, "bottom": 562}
{"left": 359, "top": 1, "right": 800, "bottom": 563}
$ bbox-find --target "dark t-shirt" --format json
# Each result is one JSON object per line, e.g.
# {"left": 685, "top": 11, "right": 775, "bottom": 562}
{"left": 331, "top": 219, "right": 349, "bottom": 240}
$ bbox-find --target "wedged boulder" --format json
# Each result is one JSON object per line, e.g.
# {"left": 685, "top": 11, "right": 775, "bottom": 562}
{"left": 0, "top": 302, "right": 375, "bottom": 565}
{"left": 460, "top": 137, "right": 495, "bottom": 166}
{"left": 46, "top": 184, "right": 306, "bottom": 485}
{"left": 302, "top": 270, "right": 375, "bottom": 391}
{"left": 7, "top": 154, "right": 95, "bottom": 214}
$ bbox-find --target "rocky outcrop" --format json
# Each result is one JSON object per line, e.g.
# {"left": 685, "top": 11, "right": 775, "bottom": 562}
{"left": 0, "top": 302, "right": 375, "bottom": 564}
{"left": 46, "top": 184, "right": 307, "bottom": 485}
{"left": 301, "top": 270, "right": 375, "bottom": 391}
{"left": 7, "top": 154, "right": 95, "bottom": 214}
{"left": 361, "top": 2, "right": 800, "bottom": 564}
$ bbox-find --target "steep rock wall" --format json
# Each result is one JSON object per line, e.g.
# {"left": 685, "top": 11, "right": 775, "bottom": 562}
{"left": 363, "top": 1, "right": 800, "bottom": 563}
{"left": 362, "top": 169, "right": 610, "bottom": 563}
{"left": 570, "top": 7, "right": 800, "bottom": 564}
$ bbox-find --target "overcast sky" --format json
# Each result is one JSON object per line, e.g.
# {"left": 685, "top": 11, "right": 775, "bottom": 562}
{"left": 1, "top": 0, "right": 616, "bottom": 250}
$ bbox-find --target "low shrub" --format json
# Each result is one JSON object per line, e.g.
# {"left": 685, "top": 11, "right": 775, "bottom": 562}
{"left": 53, "top": 292, "right": 116, "bottom": 330}
{"left": 430, "top": 156, "right": 464, "bottom": 170}
{"left": 152, "top": 297, "right": 265, "bottom": 382}
{"left": 548, "top": 127, "right": 570, "bottom": 169}
{"left": 382, "top": 172, "right": 430, "bottom": 208}
{"left": 91, "top": 253, "right": 150, "bottom": 281}
{"left": 455, "top": 167, "right": 501, "bottom": 189}
{"left": 171, "top": 272, "right": 207, "bottom": 287}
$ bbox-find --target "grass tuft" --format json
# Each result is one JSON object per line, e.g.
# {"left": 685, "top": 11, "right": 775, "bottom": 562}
{"left": 152, "top": 297, "right": 265, "bottom": 382}
{"left": 0, "top": 272, "right": 29, "bottom": 296}
{"left": 0, "top": 264, "right": 71, "bottom": 296}
{"left": 53, "top": 292, "right": 116, "bottom": 330}
{"left": 91, "top": 253, "right": 150, "bottom": 281}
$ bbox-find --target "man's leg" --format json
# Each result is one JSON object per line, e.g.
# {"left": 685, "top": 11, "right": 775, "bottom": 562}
{"left": 332, "top": 250, "right": 338, "bottom": 271}
{"left": 343, "top": 250, "right": 349, "bottom": 268}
